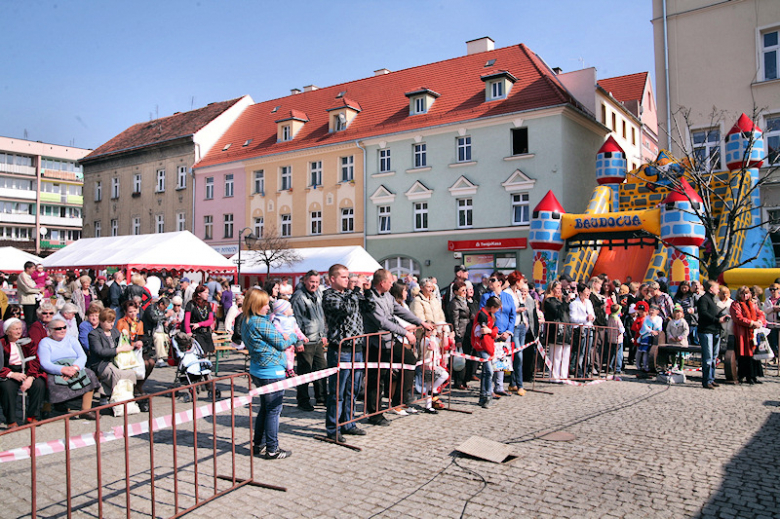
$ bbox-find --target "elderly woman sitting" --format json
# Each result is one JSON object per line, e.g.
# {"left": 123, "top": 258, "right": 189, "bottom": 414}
{"left": 1, "top": 318, "right": 47, "bottom": 427}
{"left": 38, "top": 317, "right": 99, "bottom": 420}
{"left": 88, "top": 308, "right": 138, "bottom": 403}
{"left": 55, "top": 302, "right": 81, "bottom": 339}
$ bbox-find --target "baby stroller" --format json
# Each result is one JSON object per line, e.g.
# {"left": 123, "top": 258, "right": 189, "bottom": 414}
{"left": 170, "top": 332, "right": 221, "bottom": 402}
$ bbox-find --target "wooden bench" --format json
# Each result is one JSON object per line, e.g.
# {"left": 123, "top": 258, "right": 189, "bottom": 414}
{"left": 210, "top": 332, "right": 249, "bottom": 375}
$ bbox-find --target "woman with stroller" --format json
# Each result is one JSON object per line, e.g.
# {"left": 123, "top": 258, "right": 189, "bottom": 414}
{"left": 242, "top": 288, "right": 298, "bottom": 460}
{"left": 185, "top": 285, "right": 215, "bottom": 355}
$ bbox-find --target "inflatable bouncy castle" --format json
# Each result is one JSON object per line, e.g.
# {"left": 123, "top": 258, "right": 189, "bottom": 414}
{"left": 530, "top": 114, "right": 778, "bottom": 292}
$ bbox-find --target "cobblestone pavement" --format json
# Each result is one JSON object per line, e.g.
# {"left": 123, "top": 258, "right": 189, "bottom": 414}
{"left": 2, "top": 359, "right": 779, "bottom": 518}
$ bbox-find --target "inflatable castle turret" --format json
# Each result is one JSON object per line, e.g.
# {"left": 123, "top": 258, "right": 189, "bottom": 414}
{"left": 721, "top": 114, "right": 775, "bottom": 268}
{"left": 529, "top": 191, "right": 565, "bottom": 290}
{"left": 661, "top": 178, "right": 706, "bottom": 292}
{"left": 596, "top": 136, "right": 627, "bottom": 212}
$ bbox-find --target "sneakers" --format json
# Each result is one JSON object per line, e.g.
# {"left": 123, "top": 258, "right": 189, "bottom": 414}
{"left": 423, "top": 407, "right": 439, "bottom": 414}
{"left": 405, "top": 406, "right": 419, "bottom": 414}
{"left": 479, "top": 400, "right": 493, "bottom": 409}
{"left": 342, "top": 427, "right": 366, "bottom": 436}
{"left": 326, "top": 432, "right": 345, "bottom": 442}
{"left": 516, "top": 388, "right": 526, "bottom": 396}
{"left": 390, "top": 408, "right": 408, "bottom": 416}
{"left": 155, "top": 359, "right": 167, "bottom": 368}
{"left": 265, "top": 448, "right": 292, "bottom": 460}
{"left": 252, "top": 443, "right": 266, "bottom": 457}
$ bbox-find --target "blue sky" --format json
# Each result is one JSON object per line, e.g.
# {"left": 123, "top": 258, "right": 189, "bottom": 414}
{"left": 0, "top": 0, "right": 655, "bottom": 150}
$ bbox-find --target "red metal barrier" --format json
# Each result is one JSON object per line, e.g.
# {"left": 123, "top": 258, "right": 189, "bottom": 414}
{"left": 0, "top": 372, "right": 283, "bottom": 518}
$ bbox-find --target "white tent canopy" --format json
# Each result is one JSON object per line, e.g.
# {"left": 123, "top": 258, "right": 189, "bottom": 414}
{"left": 42, "top": 231, "right": 237, "bottom": 275}
{"left": 232, "top": 245, "right": 382, "bottom": 278}
{"left": 0, "top": 247, "right": 43, "bottom": 274}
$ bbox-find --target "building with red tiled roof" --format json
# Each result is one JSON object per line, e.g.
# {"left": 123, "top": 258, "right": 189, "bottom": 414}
{"left": 80, "top": 96, "right": 252, "bottom": 241}
{"left": 193, "top": 38, "right": 610, "bottom": 284}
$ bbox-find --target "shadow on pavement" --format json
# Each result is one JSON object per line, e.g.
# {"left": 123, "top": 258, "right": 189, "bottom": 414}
{"left": 694, "top": 410, "right": 780, "bottom": 519}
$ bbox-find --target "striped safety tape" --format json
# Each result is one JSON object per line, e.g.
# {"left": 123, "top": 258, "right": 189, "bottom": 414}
{"left": 0, "top": 367, "right": 339, "bottom": 464}
{"left": 451, "top": 339, "right": 540, "bottom": 363}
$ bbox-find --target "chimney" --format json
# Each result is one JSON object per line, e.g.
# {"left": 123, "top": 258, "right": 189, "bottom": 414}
{"left": 303, "top": 84, "right": 319, "bottom": 92}
{"left": 291, "top": 88, "right": 301, "bottom": 95}
{"left": 552, "top": 67, "right": 563, "bottom": 75}
{"left": 374, "top": 68, "right": 391, "bottom": 76}
{"left": 466, "top": 37, "right": 495, "bottom": 55}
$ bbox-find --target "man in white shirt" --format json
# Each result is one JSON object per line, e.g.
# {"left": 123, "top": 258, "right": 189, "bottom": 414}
{"left": 569, "top": 282, "right": 595, "bottom": 378}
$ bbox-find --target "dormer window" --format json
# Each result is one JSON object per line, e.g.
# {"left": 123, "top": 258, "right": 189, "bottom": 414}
{"left": 275, "top": 110, "right": 309, "bottom": 142}
{"left": 405, "top": 88, "right": 440, "bottom": 116}
{"left": 481, "top": 70, "right": 517, "bottom": 102}
{"left": 327, "top": 97, "right": 362, "bottom": 132}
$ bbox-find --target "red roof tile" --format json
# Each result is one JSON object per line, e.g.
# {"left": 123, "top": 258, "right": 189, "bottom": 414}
{"left": 195, "top": 43, "right": 585, "bottom": 169}
{"left": 81, "top": 98, "right": 245, "bottom": 163}
{"left": 597, "top": 72, "right": 648, "bottom": 104}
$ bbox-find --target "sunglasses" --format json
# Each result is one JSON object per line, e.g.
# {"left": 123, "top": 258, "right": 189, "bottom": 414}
{"left": 41, "top": 312, "right": 54, "bottom": 315}
{"left": 770, "top": 288, "right": 779, "bottom": 291}
{"left": 173, "top": 304, "right": 181, "bottom": 307}
{"left": 489, "top": 278, "right": 498, "bottom": 283}
{"left": 51, "top": 326, "right": 67, "bottom": 331}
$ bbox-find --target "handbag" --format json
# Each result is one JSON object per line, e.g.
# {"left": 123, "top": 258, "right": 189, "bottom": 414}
{"left": 753, "top": 327, "right": 774, "bottom": 361}
{"left": 53, "top": 358, "right": 91, "bottom": 390}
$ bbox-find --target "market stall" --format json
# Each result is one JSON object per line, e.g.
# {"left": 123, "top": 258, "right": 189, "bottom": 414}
{"left": 0, "top": 247, "right": 43, "bottom": 274}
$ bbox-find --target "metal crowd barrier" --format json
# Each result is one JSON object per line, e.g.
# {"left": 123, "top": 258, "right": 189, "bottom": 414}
{"left": 0, "top": 373, "right": 281, "bottom": 519}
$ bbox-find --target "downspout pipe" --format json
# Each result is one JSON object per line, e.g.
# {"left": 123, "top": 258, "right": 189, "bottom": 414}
{"left": 357, "top": 139, "right": 367, "bottom": 250}
{"left": 663, "top": 0, "right": 672, "bottom": 150}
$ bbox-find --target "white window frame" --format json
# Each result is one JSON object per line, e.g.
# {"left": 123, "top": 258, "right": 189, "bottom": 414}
{"left": 94, "top": 221, "right": 101, "bottom": 238}
{"left": 310, "top": 161, "right": 322, "bottom": 187}
{"left": 110, "top": 219, "right": 118, "bottom": 237}
{"left": 413, "top": 143, "right": 427, "bottom": 168}
{"left": 379, "top": 149, "right": 391, "bottom": 172}
{"left": 111, "top": 177, "right": 120, "bottom": 199}
{"left": 414, "top": 97, "right": 426, "bottom": 114}
{"left": 341, "top": 207, "right": 354, "bottom": 233}
{"left": 133, "top": 174, "right": 142, "bottom": 193}
{"left": 691, "top": 127, "right": 722, "bottom": 171}
{"left": 512, "top": 193, "right": 530, "bottom": 226}
{"left": 156, "top": 169, "right": 165, "bottom": 193}
{"left": 413, "top": 202, "right": 428, "bottom": 231}
{"left": 280, "top": 214, "right": 292, "bottom": 237}
{"left": 457, "top": 198, "right": 473, "bottom": 228}
{"left": 310, "top": 211, "right": 322, "bottom": 235}
{"left": 490, "top": 80, "right": 504, "bottom": 100}
{"left": 280, "top": 166, "right": 292, "bottom": 191}
{"left": 204, "top": 215, "right": 213, "bottom": 240}
{"left": 155, "top": 214, "right": 164, "bottom": 234}
{"left": 253, "top": 170, "right": 264, "bottom": 194}
{"left": 761, "top": 27, "right": 780, "bottom": 82}
{"left": 205, "top": 177, "right": 214, "bottom": 199}
{"left": 94, "top": 181, "right": 102, "bottom": 202}
{"left": 223, "top": 213, "right": 233, "bottom": 238}
{"left": 177, "top": 166, "right": 187, "bottom": 189}
{"left": 456, "top": 136, "right": 472, "bottom": 162}
{"left": 765, "top": 114, "right": 780, "bottom": 166}
{"left": 282, "top": 124, "right": 291, "bottom": 141}
{"left": 378, "top": 205, "right": 391, "bottom": 234}
{"left": 132, "top": 217, "right": 140, "bottom": 235}
{"left": 224, "top": 173, "right": 234, "bottom": 198}
{"left": 341, "top": 156, "right": 354, "bottom": 182}
{"left": 254, "top": 216, "right": 264, "bottom": 238}
{"left": 176, "top": 212, "right": 185, "bottom": 231}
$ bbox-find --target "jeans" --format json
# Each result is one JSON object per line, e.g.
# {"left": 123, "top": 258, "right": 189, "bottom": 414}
{"left": 608, "top": 342, "right": 623, "bottom": 373}
{"left": 325, "top": 348, "right": 364, "bottom": 434}
{"left": 478, "top": 350, "right": 494, "bottom": 401}
{"left": 698, "top": 332, "right": 720, "bottom": 387}
{"left": 509, "top": 324, "right": 526, "bottom": 388}
{"left": 571, "top": 327, "right": 594, "bottom": 378}
{"left": 251, "top": 376, "right": 285, "bottom": 452}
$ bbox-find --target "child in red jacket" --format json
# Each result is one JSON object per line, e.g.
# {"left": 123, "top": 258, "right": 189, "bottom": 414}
{"left": 473, "top": 296, "right": 500, "bottom": 408}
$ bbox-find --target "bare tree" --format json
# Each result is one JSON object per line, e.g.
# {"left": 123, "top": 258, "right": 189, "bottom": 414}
{"left": 634, "top": 106, "right": 779, "bottom": 279}
{"left": 247, "top": 224, "right": 302, "bottom": 277}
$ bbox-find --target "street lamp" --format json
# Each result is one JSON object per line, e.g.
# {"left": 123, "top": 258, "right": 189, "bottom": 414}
{"left": 236, "top": 227, "right": 259, "bottom": 288}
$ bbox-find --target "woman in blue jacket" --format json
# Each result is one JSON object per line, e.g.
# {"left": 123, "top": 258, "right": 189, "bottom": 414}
{"left": 242, "top": 288, "right": 297, "bottom": 460}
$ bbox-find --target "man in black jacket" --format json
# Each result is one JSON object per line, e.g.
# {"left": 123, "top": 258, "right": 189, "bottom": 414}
{"left": 362, "top": 269, "right": 433, "bottom": 426}
{"left": 697, "top": 280, "right": 728, "bottom": 389}
{"left": 291, "top": 270, "right": 328, "bottom": 411}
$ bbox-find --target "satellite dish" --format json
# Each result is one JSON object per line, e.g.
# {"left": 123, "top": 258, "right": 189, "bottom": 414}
{"left": 39, "top": 227, "right": 48, "bottom": 237}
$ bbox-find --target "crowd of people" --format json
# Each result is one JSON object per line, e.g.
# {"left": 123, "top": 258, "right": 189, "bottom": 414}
{"left": 3, "top": 260, "right": 779, "bottom": 463}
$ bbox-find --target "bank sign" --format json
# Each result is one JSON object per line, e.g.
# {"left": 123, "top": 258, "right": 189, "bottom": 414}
{"left": 560, "top": 208, "right": 660, "bottom": 240}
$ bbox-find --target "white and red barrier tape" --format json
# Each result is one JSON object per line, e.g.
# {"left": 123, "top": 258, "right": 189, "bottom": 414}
{"left": 534, "top": 341, "right": 611, "bottom": 386}
{"left": 0, "top": 367, "right": 338, "bottom": 464}
{"left": 450, "top": 339, "right": 539, "bottom": 363}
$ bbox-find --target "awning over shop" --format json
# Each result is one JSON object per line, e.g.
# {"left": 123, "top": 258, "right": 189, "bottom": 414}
{"left": 41, "top": 231, "right": 237, "bottom": 275}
